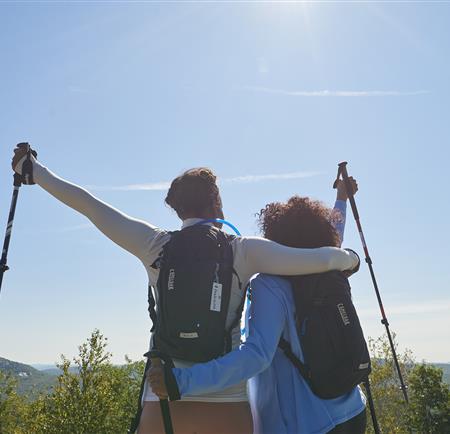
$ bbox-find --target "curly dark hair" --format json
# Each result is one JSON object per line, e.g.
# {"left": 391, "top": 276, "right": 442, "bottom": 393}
{"left": 258, "top": 196, "right": 341, "bottom": 248}
{"left": 165, "top": 167, "right": 222, "bottom": 219}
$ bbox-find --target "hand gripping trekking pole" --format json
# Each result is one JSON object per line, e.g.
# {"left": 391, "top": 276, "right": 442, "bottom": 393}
{"left": 333, "top": 162, "right": 409, "bottom": 404}
{"left": 128, "top": 353, "right": 176, "bottom": 434}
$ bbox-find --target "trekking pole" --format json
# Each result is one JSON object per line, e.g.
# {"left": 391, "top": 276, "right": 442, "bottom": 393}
{"left": 363, "top": 378, "right": 381, "bottom": 434}
{"left": 333, "top": 162, "right": 409, "bottom": 403}
{"left": 150, "top": 357, "right": 174, "bottom": 434}
{"left": 0, "top": 173, "right": 23, "bottom": 296}
{"left": 0, "top": 143, "right": 34, "bottom": 296}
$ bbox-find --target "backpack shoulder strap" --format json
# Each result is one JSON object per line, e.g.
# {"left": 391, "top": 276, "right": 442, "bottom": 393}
{"left": 277, "top": 275, "right": 317, "bottom": 383}
{"left": 224, "top": 281, "right": 247, "bottom": 353}
{"left": 147, "top": 284, "right": 157, "bottom": 332}
{"left": 216, "top": 230, "right": 245, "bottom": 353}
{"left": 147, "top": 232, "right": 177, "bottom": 333}
{"left": 278, "top": 337, "right": 311, "bottom": 382}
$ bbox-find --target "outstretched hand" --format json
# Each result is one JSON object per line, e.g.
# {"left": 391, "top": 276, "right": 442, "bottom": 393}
{"left": 148, "top": 360, "right": 169, "bottom": 399}
{"left": 336, "top": 176, "right": 358, "bottom": 201}
{"left": 11, "top": 143, "right": 38, "bottom": 184}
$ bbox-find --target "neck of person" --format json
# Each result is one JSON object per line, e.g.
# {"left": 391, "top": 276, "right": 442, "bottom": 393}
{"left": 181, "top": 211, "right": 224, "bottom": 230}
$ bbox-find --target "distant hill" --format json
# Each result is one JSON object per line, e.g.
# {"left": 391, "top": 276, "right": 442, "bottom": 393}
{"left": 2, "top": 356, "right": 450, "bottom": 399}
{"left": 0, "top": 357, "right": 57, "bottom": 398}
{"left": 32, "top": 364, "right": 79, "bottom": 376}
{"left": 31, "top": 363, "right": 60, "bottom": 371}
{"left": 433, "top": 363, "right": 450, "bottom": 384}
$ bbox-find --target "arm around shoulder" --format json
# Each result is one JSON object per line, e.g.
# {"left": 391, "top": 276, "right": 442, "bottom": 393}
{"left": 237, "top": 236, "right": 360, "bottom": 276}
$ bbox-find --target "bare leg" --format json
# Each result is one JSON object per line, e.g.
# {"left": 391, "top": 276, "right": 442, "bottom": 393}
{"left": 138, "top": 401, "right": 252, "bottom": 434}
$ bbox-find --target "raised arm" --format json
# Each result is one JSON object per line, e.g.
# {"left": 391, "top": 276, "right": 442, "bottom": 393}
{"left": 12, "top": 146, "right": 168, "bottom": 264}
{"left": 333, "top": 176, "right": 358, "bottom": 246}
{"left": 332, "top": 200, "right": 347, "bottom": 247}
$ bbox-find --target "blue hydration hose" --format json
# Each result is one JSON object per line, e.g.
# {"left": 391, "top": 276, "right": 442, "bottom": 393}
{"left": 194, "top": 219, "right": 241, "bottom": 236}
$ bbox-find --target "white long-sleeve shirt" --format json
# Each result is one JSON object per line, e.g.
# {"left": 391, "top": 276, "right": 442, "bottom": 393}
{"left": 31, "top": 160, "right": 358, "bottom": 402}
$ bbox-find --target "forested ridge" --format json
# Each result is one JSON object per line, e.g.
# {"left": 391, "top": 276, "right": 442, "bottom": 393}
{"left": 1, "top": 331, "right": 449, "bottom": 433}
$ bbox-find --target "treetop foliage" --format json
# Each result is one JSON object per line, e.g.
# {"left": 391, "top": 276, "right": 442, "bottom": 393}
{"left": 1, "top": 330, "right": 449, "bottom": 433}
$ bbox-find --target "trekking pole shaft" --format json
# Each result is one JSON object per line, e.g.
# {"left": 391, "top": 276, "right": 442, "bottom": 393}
{"left": 0, "top": 176, "right": 22, "bottom": 295}
{"left": 367, "top": 260, "right": 409, "bottom": 403}
{"left": 150, "top": 358, "right": 174, "bottom": 434}
{"left": 338, "top": 162, "right": 409, "bottom": 403}
{"left": 363, "top": 378, "right": 381, "bottom": 434}
{"left": 160, "top": 399, "right": 174, "bottom": 434}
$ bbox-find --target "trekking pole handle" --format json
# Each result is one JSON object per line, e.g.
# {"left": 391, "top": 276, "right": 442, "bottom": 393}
{"left": 17, "top": 142, "right": 31, "bottom": 151}
{"left": 15, "top": 142, "right": 37, "bottom": 185}
{"left": 13, "top": 173, "right": 23, "bottom": 187}
{"left": 335, "top": 162, "right": 360, "bottom": 221}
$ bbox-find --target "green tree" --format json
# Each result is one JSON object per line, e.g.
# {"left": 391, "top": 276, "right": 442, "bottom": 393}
{"left": 0, "top": 371, "right": 29, "bottom": 433}
{"left": 3, "top": 330, "right": 450, "bottom": 434}
{"left": 365, "top": 333, "right": 414, "bottom": 434}
{"left": 407, "top": 363, "right": 450, "bottom": 433}
{"left": 29, "top": 329, "right": 145, "bottom": 434}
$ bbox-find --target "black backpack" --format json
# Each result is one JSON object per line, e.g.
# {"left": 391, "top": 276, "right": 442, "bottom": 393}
{"left": 278, "top": 270, "right": 371, "bottom": 399}
{"left": 149, "top": 224, "right": 243, "bottom": 363}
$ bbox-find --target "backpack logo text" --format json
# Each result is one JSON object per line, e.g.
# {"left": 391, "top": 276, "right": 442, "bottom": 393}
{"left": 337, "top": 303, "right": 350, "bottom": 326}
{"left": 168, "top": 269, "right": 175, "bottom": 291}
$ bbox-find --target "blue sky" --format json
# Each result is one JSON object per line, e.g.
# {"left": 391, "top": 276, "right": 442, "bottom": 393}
{"left": 0, "top": 1, "right": 449, "bottom": 365}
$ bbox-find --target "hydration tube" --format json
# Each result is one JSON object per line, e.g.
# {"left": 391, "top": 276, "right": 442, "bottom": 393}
{"left": 194, "top": 219, "right": 241, "bottom": 236}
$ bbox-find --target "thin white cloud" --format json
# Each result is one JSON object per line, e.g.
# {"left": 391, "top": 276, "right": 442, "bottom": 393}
{"left": 87, "top": 171, "right": 321, "bottom": 192}
{"left": 240, "top": 86, "right": 429, "bottom": 97}
{"left": 87, "top": 181, "right": 171, "bottom": 192}
{"left": 222, "top": 171, "right": 321, "bottom": 184}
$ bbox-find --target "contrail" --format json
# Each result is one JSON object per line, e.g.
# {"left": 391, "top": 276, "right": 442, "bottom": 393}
{"left": 87, "top": 171, "right": 322, "bottom": 192}
{"left": 221, "top": 171, "right": 321, "bottom": 184}
{"left": 88, "top": 181, "right": 172, "bottom": 192}
{"left": 240, "top": 86, "right": 429, "bottom": 97}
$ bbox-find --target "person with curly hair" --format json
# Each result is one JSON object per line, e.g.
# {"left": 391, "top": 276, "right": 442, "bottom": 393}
{"left": 149, "top": 194, "right": 367, "bottom": 434}
{"left": 12, "top": 144, "right": 359, "bottom": 434}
